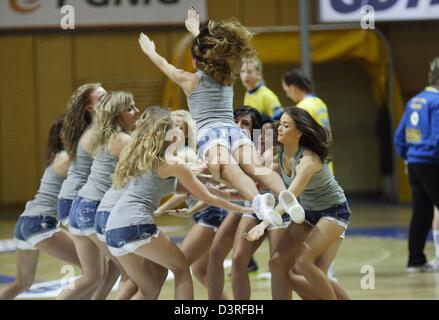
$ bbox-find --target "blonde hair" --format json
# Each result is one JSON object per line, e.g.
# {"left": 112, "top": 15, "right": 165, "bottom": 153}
{"left": 172, "top": 109, "right": 196, "bottom": 151}
{"left": 91, "top": 91, "right": 134, "bottom": 154}
{"left": 112, "top": 106, "right": 173, "bottom": 188}
{"left": 242, "top": 56, "right": 263, "bottom": 74}
{"left": 62, "top": 83, "right": 101, "bottom": 160}
{"left": 191, "top": 19, "right": 256, "bottom": 86}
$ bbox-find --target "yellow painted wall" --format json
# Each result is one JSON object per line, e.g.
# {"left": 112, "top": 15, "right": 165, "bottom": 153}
{"left": 0, "top": 0, "right": 438, "bottom": 207}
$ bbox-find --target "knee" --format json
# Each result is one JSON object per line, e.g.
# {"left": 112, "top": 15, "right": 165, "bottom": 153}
{"left": 191, "top": 264, "right": 206, "bottom": 281}
{"left": 269, "top": 254, "right": 286, "bottom": 274}
{"left": 209, "top": 245, "right": 224, "bottom": 263}
{"left": 232, "top": 250, "right": 249, "bottom": 272}
{"left": 170, "top": 261, "right": 191, "bottom": 279}
{"left": 295, "top": 253, "right": 313, "bottom": 275}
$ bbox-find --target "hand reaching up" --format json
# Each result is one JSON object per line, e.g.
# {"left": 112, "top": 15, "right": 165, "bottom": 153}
{"left": 185, "top": 7, "right": 200, "bottom": 37}
{"left": 138, "top": 33, "right": 156, "bottom": 56}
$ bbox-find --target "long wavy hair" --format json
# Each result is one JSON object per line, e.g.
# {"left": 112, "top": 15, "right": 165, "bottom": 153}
{"left": 191, "top": 19, "right": 256, "bottom": 86}
{"left": 283, "top": 106, "right": 330, "bottom": 162}
{"left": 61, "top": 83, "right": 102, "bottom": 160}
{"left": 172, "top": 109, "right": 196, "bottom": 152}
{"left": 112, "top": 106, "right": 174, "bottom": 188}
{"left": 91, "top": 91, "right": 134, "bottom": 154}
{"left": 45, "top": 114, "right": 65, "bottom": 167}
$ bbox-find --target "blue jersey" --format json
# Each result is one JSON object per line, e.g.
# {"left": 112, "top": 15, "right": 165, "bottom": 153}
{"left": 394, "top": 87, "right": 439, "bottom": 164}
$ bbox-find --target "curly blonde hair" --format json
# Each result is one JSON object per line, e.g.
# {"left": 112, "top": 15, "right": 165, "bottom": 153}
{"left": 112, "top": 106, "right": 173, "bottom": 188}
{"left": 61, "top": 83, "right": 101, "bottom": 160}
{"left": 191, "top": 19, "right": 256, "bottom": 86}
{"left": 171, "top": 109, "right": 196, "bottom": 152}
{"left": 91, "top": 91, "right": 134, "bottom": 154}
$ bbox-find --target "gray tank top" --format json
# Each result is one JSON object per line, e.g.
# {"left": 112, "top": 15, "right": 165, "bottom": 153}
{"left": 187, "top": 70, "right": 236, "bottom": 138}
{"left": 78, "top": 148, "right": 118, "bottom": 201}
{"left": 58, "top": 144, "right": 93, "bottom": 200}
{"left": 279, "top": 147, "right": 346, "bottom": 211}
{"left": 106, "top": 171, "right": 177, "bottom": 230}
{"left": 97, "top": 187, "right": 125, "bottom": 213}
{"left": 21, "top": 165, "right": 66, "bottom": 218}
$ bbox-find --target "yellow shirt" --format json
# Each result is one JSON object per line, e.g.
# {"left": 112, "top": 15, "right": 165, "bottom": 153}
{"left": 297, "top": 94, "right": 335, "bottom": 175}
{"left": 244, "top": 84, "right": 282, "bottom": 117}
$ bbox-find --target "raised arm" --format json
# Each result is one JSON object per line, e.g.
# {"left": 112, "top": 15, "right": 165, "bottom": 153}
{"left": 185, "top": 7, "right": 200, "bottom": 37}
{"left": 138, "top": 33, "right": 197, "bottom": 96}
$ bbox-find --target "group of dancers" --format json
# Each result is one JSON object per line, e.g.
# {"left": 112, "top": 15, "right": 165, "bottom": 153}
{"left": 0, "top": 8, "right": 351, "bottom": 300}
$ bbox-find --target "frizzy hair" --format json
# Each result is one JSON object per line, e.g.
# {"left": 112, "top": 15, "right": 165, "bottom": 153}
{"left": 61, "top": 83, "right": 102, "bottom": 160}
{"left": 283, "top": 106, "right": 331, "bottom": 162}
{"left": 112, "top": 106, "right": 174, "bottom": 189}
{"left": 91, "top": 91, "right": 134, "bottom": 154}
{"left": 191, "top": 19, "right": 256, "bottom": 86}
{"left": 45, "top": 114, "right": 65, "bottom": 167}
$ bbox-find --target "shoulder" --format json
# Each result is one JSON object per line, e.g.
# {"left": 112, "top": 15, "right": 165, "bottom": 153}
{"left": 79, "top": 127, "right": 94, "bottom": 153}
{"left": 108, "top": 132, "right": 132, "bottom": 157}
{"left": 52, "top": 151, "right": 70, "bottom": 177}
{"left": 156, "top": 156, "right": 189, "bottom": 178}
{"left": 297, "top": 149, "right": 322, "bottom": 172}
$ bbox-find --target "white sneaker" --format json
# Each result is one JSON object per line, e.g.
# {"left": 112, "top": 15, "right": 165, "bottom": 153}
{"left": 279, "top": 190, "right": 305, "bottom": 224}
{"left": 407, "top": 261, "right": 439, "bottom": 273}
{"left": 251, "top": 194, "right": 283, "bottom": 226}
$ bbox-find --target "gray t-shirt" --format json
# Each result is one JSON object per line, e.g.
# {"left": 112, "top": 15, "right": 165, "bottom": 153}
{"left": 58, "top": 143, "right": 93, "bottom": 200}
{"left": 78, "top": 148, "right": 118, "bottom": 201}
{"left": 21, "top": 165, "right": 65, "bottom": 218}
{"left": 187, "top": 70, "right": 236, "bottom": 139}
{"left": 106, "top": 171, "right": 177, "bottom": 230}
{"left": 279, "top": 147, "right": 346, "bottom": 211}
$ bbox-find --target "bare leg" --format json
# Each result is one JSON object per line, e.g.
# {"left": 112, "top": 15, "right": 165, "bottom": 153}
{"left": 294, "top": 220, "right": 345, "bottom": 300}
{"left": 133, "top": 231, "right": 193, "bottom": 300}
{"left": 0, "top": 250, "right": 39, "bottom": 300}
{"left": 207, "top": 213, "right": 241, "bottom": 299}
{"left": 116, "top": 254, "right": 164, "bottom": 300}
{"left": 206, "top": 145, "right": 259, "bottom": 202}
{"left": 89, "top": 235, "right": 123, "bottom": 300}
{"left": 288, "top": 239, "right": 350, "bottom": 300}
{"left": 231, "top": 217, "right": 264, "bottom": 300}
{"left": 235, "top": 144, "right": 286, "bottom": 195}
{"left": 181, "top": 224, "right": 215, "bottom": 266}
{"left": 57, "top": 234, "right": 106, "bottom": 300}
{"left": 269, "top": 223, "right": 311, "bottom": 299}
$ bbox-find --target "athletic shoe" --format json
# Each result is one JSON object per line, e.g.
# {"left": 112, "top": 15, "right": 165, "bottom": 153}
{"left": 279, "top": 190, "right": 305, "bottom": 224}
{"left": 251, "top": 193, "right": 283, "bottom": 226}
{"left": 407, "top": 261, "right": 439, "bottom": 273}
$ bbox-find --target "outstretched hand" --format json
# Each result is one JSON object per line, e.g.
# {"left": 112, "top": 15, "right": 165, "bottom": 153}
{"left": 185, "top": 7, "right": 200, "bottom": 37}
{"left": 138, "top": 33, "right": 156, "bottom": 56}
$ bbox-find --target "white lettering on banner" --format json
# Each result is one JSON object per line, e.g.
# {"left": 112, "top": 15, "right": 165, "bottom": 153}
{"left": 0, "top": 0, "right": 207, "bottom": 28}
{"left": 320, "top": 0, "right": 439, "bottom": 22}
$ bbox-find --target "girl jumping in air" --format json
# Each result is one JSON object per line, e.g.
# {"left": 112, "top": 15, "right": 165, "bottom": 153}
{"left": 137, "top": 7, "right": 303, "bottom": 228}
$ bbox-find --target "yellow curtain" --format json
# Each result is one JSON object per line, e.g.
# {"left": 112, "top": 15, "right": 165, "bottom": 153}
{"left": 163, "top": 29, "right": 410, "bottom": 202}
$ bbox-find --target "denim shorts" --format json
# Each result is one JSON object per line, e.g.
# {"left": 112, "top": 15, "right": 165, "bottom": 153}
{"left": 13, "top": 215, "right": 60, "bottom": 250}
{"left": 68, "top": 196, "right": 100, "bottom": 236}
{"left": 57, "top": 198, "right": 73, "bottom": 226}
{"left": 106, "top": 224, "right": 159, "bottom": 257}
{"left": 242, "top": 212, "right": 291, "bottom": 232}
{"left": 192, "top": 206, "right": 227, "bottom": 232}
{"left": 196, "top": 126, "right": 253, "bottom": 159}
{"left": 95, "top": 211, "right": 110, "bottom": 242}
{"left": 304, "top": 201, "right": 351, "bottom": 237}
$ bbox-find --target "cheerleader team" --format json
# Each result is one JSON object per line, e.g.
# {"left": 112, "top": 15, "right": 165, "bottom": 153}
{"left": 0, "top": 7, "right": 351, "bottom": 300}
